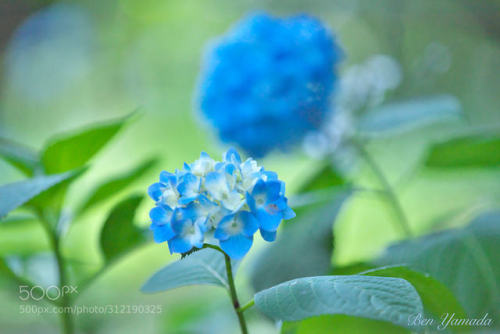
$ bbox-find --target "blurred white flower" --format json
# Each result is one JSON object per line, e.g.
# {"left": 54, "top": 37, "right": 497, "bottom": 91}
{"left": 303, "top": 54, "right": 402, "bottom": 168}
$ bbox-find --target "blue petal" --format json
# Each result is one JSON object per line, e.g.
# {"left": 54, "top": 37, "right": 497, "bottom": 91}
{"left": 159, "top": 171, "right": 176, "bottom": 185}
{"left": 260, "top": 229, "right": 277, "bottom": 242}
{"left": 256, "top": 209, "right": 282, "bottom": 231}
{"left": 263, "top": 170, "right": 278, "bottom": 180}
{"left": 195, "top": 217, "right": 210, "bottom": 233}
{"left": 224, "top": 148, "right": 241, "bottom": 164}
{"left": 168, "top": 237, "right": 193, "bottom": 254}
{"left": 214, "top": 214, "right": 235, "bottom": 241}
{"left": 225, "top": 163, "right": 236, "bottom": 175}
{"left": 170, "top": 209, "right": 189, "bottom": 234}
{"left": 245, "top": 192, "right": 257, "bottom": 211}
{"left": 177, "top": 173, "right": 200, "bottom": 196}
{"left": 240, "top": 211, "right": 258, "bottom": 237}
{"left": 214, "top": 161, "right": 225, "bottom": 171}
{"left": 178, "top": 195, "right": 199, "bottom": 205}
{"left": 266, "top": 180, "right": 283, "bottom": 201}
{"left": 271, "top": 197, "right": 288, "bottom": 210}
{"left": 205, "top": 171, "right": 229, "bottom": 200}
{"left": 251, "top": 179, "right": 267, "bottom": 196}
{"left": 220, "top": 235, "right": 253, "bottom": 259}
{"left": 152, "top": 224, "right": 175, "bottom": 243}
{"left": 270, "top": 197, "right": 294, "bottom": 219}
{"left": 149, "top": 206, "right": 173, "bottom": 223}
{"left": 147, "top": 183, "right": 164, "bottom": 202}
{"left": 283, "top": 206, "right": 296, "bottom": 220}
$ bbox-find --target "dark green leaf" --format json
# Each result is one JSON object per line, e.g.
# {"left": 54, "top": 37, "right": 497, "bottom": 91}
{"left": 425, "top": 134, "right": 500, "bottom": 168}
{"left": 78, "top": 157, "right": 157, "bottom": 214}
{"left": 254, "top": 275, "right": 423, "bottom": 329}
{"left": 141, "top": 248, "right": 235, "bottom": 293}
{"left": 41, "top": 112, "right": 136, "bottom": 174}
{"left": 331, "top": 262, "right": 374, "bottom": 276}
{"left": 0, "top": 257, "right": 19, "bottom": 284}
{"left": 100, "top": 194, "right": 146, "bottom": 263}
{"left": 361, "top": 266, "right": 467, "bottom": 319}
{"left": 0, "top": 171, "right": 76, "bottom": 219}
{"left": 376, "top": 211, "right": 500, "bottom": 322}
{"left": 0, "top": 137, "right": 39, "bottom": 176}
{"left": 298, "top": 162, "right": 346, "bottom": 193}
{"left": 282, "top": 315, "right": 408, "bottom": 334}
{"left": 358, "top": 95, "right": 462, "bottom": 137}
{"left": 250, "top": 190, "right": 351, "bottom": 292}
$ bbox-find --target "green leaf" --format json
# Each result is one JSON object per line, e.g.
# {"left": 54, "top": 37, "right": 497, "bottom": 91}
{"left": 100, "top": 194, "right": 146, "bottom": 263}
{"left": 0, "top": 257, "right": 19, "bottom": 284}
{"left": 41, "top": 112, "right": 136, "bottom": 174}
{"left": 254, "top": 275, "right": 423, "bottom": 329}
{"left": 376, "top": 211, "right": 500, "bottom": 322}
{"left": 78, "top": 157, "right": 158, "bottom": 214}
{"left": 290, "top": 163, "right": 347, "bottom": 213}
{"left": 0, "top": 171, "right": 76, "bottom": 219}
{"left": 361, "top": 266, "right": 467, "bottom": 319}
{"left": 0, "top": 137, "right": 39, "bottom": 176}
{"left": 425, "top": 134, "right": 500, "bottom": 168}
{"left": 141, "top": 248, "right": 235, "bottom": 293}
{"left": 331, "top": 262, "right": 374, "bottom": 276}
{"left": 358, "top": 95, "right": 462, "bottom": 137}
{"left": 0, "top": 216, "right": 50, "bottom": 256}
{"left": 282, "top": 315, "right": 408, "bottom": 334}
{"left": 298, "top": 162, "right": 346, "bottom": 193}
{"left": 250, "top": 190, "right": 351, "bottom": 292}
{"left": 27, "top": 168, "right": 87, "bottom": 226}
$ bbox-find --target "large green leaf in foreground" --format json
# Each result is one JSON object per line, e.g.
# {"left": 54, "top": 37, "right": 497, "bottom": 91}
{"left": 361, "top": 266, "right": 466, "bottom": 319}
{"left": 255, "top": 275, "right": 423, "bottom": 329}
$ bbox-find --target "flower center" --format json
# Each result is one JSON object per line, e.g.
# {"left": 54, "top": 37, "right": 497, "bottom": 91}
{"left": 266, "top": 203, "right": 279, "bottom": 214}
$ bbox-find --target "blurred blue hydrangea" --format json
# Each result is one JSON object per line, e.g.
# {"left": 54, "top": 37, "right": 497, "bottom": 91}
{"left": 148, "top": 148, "right": 295, "bottom": 258}
{"left": 197, "top": 12, "right": 342, "bottom": 157}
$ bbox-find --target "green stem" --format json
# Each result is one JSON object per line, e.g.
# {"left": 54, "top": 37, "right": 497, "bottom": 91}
{"left": 201, "top": 244, "right": 251, "bottom": 333}
{"left": 224, "top": 252, "right": 249, "bottom": 334}
{"left": 352, "top": 140, "right": 413, "bottom": 238}
{"left": 37, "top": 211, "right": 74, "bottom": 334}
{"left": 53, "top": 235, "right": 74, "bottom": 334}
{"left": 239, "top": 299, "right": 255, "bottom": 313}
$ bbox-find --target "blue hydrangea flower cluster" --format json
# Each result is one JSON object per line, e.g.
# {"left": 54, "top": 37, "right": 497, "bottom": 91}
{"left": 148, "top": 149, "right": 295, "bottom": 259}
{"left": 198, "top": 12, "right": 342, "bottom": 157}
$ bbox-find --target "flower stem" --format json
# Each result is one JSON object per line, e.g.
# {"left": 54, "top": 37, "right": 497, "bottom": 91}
{"left": 351, "top": 139, "right": 413, "bottom": 238}
{"left": 224, "top": 252, "right": 249, "bottom": 334}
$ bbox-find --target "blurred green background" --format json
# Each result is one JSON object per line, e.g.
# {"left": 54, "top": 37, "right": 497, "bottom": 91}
{"left": 0, "top": 0, "right": 499, "bottom": 333}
